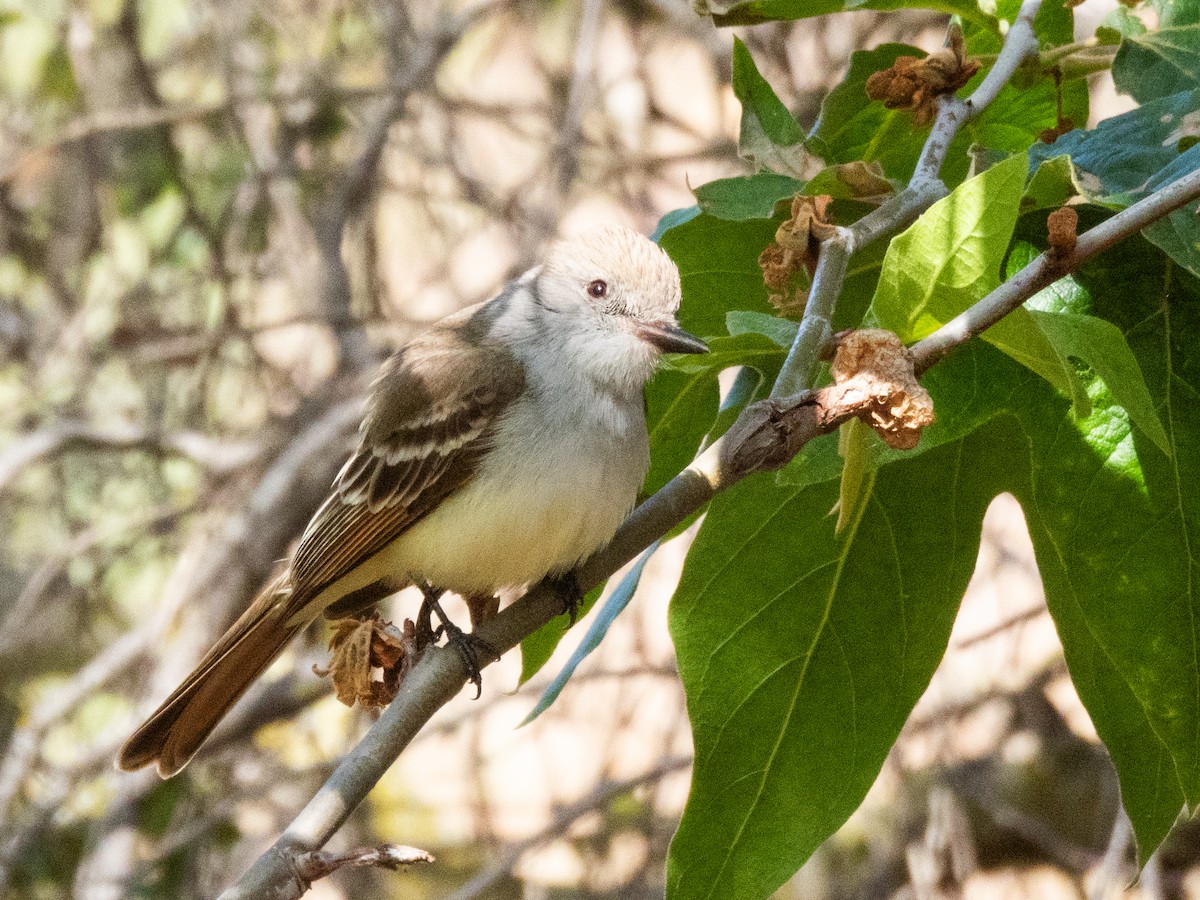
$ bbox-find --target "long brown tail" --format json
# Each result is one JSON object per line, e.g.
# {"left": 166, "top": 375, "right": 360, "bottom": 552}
{"left": 117, "top": 574, "right": 305, "bottom": 778}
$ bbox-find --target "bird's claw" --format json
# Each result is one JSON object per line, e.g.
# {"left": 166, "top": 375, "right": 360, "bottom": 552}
{"left": 550, "top": 571, "right": 584, "bottom": 626}
{"left": 417, "top": 582, "right": 497, "bottom": 699}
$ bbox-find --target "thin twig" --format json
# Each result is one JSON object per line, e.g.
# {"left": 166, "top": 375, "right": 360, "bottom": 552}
{"left": 1087, "top": 807, "right": 1132, "bottom": 900}
{"left": 953, "top": 603, "right": 1047, "bottom": 649}
{"left": 554, "top": 0, "right": 605, "bottom": 197}
{"left": 294, "top": 844, "right": 435, "bottom": 883}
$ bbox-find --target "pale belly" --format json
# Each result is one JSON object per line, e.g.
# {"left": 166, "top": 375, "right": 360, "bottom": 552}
{"left": 383, "top": 419, "right": 647, "bottom": 594}
{"left": 304, "top": 393, "right": 651, "bottom": 604}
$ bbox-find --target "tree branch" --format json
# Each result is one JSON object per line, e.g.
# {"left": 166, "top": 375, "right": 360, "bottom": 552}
{"left": 316, "top": 1, "right": 502, "bottom": 372}
{"left": 911, "top": 163, "right": 1200, "bottom": 373}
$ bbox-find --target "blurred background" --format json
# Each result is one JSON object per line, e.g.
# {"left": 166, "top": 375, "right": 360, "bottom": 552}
{"left": 0, "top": 0, "right": 1191, "bottom": 897}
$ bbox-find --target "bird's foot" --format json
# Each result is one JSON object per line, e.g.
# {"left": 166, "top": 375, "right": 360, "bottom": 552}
{"left": 549, "top": 571, "right": 584, "bottom": 626}
{"left": 417, "top": 583, "right": 497, "bottom": 699}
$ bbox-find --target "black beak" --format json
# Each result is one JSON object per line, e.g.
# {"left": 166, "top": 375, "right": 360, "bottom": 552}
{"left": 636, "top": 321, "right": 709, "bottom": 355}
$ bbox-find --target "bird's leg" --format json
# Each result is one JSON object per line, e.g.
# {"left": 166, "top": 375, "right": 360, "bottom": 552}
{"left": 417, "top": 582, "right": 497, "bottom": 699}
{"left": 464, "top": 593, "right": 500, "bottom": 630}
{"left": 548, "top": 571, "right": 584, "bottom": 625}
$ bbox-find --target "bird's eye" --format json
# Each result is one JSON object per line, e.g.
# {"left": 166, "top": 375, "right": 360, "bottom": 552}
{"left": 587, "top": 279, "right": 608, "bottom": 299}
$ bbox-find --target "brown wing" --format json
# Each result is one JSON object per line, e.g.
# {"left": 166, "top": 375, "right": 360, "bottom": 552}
{"left": 289, "top": 307, "right": 524, "bottom": 604}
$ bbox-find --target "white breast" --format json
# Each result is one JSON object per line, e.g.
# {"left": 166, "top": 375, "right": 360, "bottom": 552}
{"left": 380, "top": 367, "right": 650, "bottom": 596}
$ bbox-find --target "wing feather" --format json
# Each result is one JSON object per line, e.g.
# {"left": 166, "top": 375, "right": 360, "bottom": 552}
{"left": 288, "top": 304, "right": 524, "bottom": 605}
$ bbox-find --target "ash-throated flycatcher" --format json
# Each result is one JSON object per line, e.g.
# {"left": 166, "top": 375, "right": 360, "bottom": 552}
{"left": 117, "top": 225, "right": 706, "bottom": 777}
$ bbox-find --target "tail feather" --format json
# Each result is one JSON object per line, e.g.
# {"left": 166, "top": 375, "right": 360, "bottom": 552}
{"left": 117, "top": 575, "right": 304, "bottom": 778}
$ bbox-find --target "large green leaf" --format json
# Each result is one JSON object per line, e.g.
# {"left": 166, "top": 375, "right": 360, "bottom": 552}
{"left": 667, "top": 410, "right": 1018, "bottom": 900}
{"left": 1035, "top": 230, "right": 1200, "bottom": 817}
{"left": 669, "top": 336, "right": 1193, "bottom": 896}
{"left": 869, "top": 142, "right": 1019, "bottom": 341}
{"left": 667, "top": 209, "right": 1199, "bottom": 893}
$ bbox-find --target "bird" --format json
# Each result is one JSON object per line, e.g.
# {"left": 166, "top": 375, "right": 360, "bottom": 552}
{"left": 116, "top": 224, "right": 707, "bottom": 778}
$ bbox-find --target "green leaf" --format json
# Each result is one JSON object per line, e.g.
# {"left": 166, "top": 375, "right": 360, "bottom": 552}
{"left": 657, "top": 213, "right": 781, "bottom": 338}
{"left": 1102, "top": 5, "right": 1149, "bottom": 40}
{"left": 977, "top": 307, "right": 1091, "bottom": 414}
{"left": 693, "top": 173, "right": 803, "bottom": 221}
{"left": 870, "top": 151, "right": 1091, "bottom": 407}
{"left": 1114, "top": 25, "right": 1200, "bottom": 102}
{"left": 643, "top": 367, "right": 721, "bottom": 498}
{"left": 1022, "top": 153, "right": 1078, "bottom": 212}
{"left": 667, "top": 413, "right": 1016, "bottom": 900}
{"left": 870, "top": 154, "right": 1010, "bottom": 321}
{"left": 667, "top": 203, "right": 1200, "bottom": 890}
{"left": 732, "top": 39, "right": 806, "bottom": 176}
{"left": 671, "top": 321, "right": 1195, "bottom": 892}
{"left": 1028, "top": 90, "right": 1200, "bottom": 275}
{"left": 1008, "top": 221, "right": 1200, "bottom": 851}
{"left": 39, "top": 42, "right": 79, "bottom": 104}
{"left": 1028, "top": 310, "right": 1171, "bottom": 455}
{"left": 726, "top": 310, "right": 798, "bottom": 347}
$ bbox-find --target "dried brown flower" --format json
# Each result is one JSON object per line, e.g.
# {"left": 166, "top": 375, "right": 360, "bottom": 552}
{"left": 758, "top": 194, "right": 836, "bottom": 314}
{"left": 865, "top": 28, "right": 980, "bottom": 127}
{"left": 315, "top": 612, "right": 421, "bottom": 709}
{"left": 825, "top": 329, "right": 935, "bottom": 450}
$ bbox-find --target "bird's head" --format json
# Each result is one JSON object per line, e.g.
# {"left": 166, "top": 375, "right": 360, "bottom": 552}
{"left": 535, "top": 226, "right": 707, "bottom": 387}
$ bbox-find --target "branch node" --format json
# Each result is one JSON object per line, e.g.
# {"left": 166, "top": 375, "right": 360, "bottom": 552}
{"left": 1046, "top": 205, "right": 1079, "bottom": 269}
{"left": 824, "top": 329, "right": 935, "bottom": 450}
{"left": 719, "top": 392, "right": 820, "bottom": 477}
{"left": 293, "top": 844, "right": 435, "bottom": 885}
